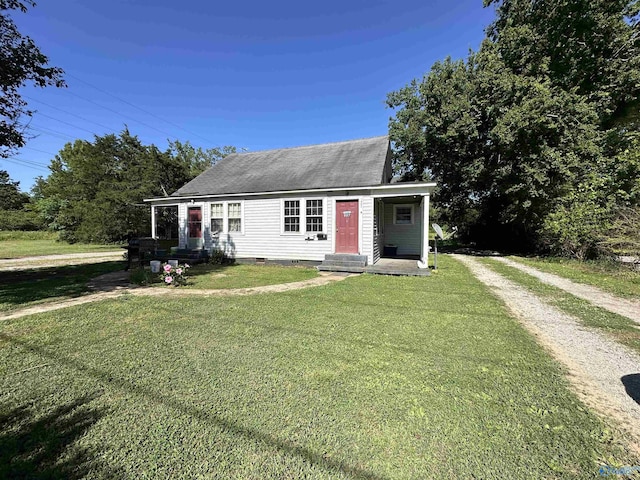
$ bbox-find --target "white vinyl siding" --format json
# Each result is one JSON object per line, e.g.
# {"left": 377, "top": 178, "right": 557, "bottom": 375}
{"left": 178, "top": 195, "right": 332, "bottom": 261}
{"left": 361, "top": 197, "right": 374, "bottom": 265}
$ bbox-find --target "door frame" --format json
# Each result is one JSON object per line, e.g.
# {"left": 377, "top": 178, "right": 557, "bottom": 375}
{"left": 331, "top": 197, "right": 362, "bottom": 254}
{"left": 186, "top": 204, "right": 204, "bottom": 249}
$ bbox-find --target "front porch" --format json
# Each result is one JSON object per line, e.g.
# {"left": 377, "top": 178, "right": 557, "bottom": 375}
{"left": 318, "top": 256, "right": 431, "bottom": 276}
{"left": 372, "top": 192, "right": 431, "bottom": 266}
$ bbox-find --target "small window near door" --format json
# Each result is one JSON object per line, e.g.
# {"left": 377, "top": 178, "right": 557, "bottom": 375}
{"left": 228, "top": 202, "right": 242, "bottom": 232}
{"left": 393, "top": 204, "right": 414, "bottom": 225}
{"left": 210, "top": 203, "right": 223, "bottom": 234}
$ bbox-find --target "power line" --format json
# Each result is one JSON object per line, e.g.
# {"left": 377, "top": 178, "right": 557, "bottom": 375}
{"left": 67, "top": 73, "right": 218, "bottom": 145}
{"left": 23, "top": 146, "right": 59, "bottom": 156}
{"left": 64, "top": 88, "right": 179, "bottom": 139}
{"left": 30, "top": 126, "right": 77, "bottom": 141}
{"left": 24, "top": 95, "right": 116, "bottom": 132}
{"left": 33, "top": 111, "right": 98, "bottom": 137}
{"left": 3, "top": 157, "right": 49, "bottom": 172}
{"left": 8, "top": 156, "right": 49, "bottom": 167}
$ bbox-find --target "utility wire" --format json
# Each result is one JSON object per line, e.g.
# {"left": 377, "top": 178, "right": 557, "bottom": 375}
{"left": 24, "top": 95, "right": 115, "bottom": 132}
{"left": 33, "top": 111, "right": 98, "bottom": 137}
{"left": 30, "top": 126, "right": 77, "bottom": 141}
{"left": 3, "top": 157, "right": 49, "bottom": 172}
{"left": 64, "top": 86, "right": 179, "bottom": 139}
{"left": 8, "top": 156, "right": 49, "bottom": 167}
{"left": 23, "top": 146, "right": 59, "bottom": 157}
{"left": 67, "top": 73, "right": 218, "bottom": 145}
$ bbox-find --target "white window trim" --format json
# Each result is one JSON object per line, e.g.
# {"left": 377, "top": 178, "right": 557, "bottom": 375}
{"left": 393, "top": 204, "right": 415, "bottom": 225}
{"left": 280, "top": 197, "right": 327, "bottom": 235}
{"left": 304, "top": 198, "right": 326, "bottom": 234}
{"left": 227, "top": 200, "right": 245, "bottom": 235}
{"left": 209, "top": 200, "right": 244, "bottom": 235}
{"left": 210, "top": 202, "right": 224, "bottom": 236}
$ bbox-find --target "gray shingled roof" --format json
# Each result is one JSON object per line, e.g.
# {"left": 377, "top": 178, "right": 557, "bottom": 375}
{"left": 171, "top": 136, "right": 390, "bottom": 197}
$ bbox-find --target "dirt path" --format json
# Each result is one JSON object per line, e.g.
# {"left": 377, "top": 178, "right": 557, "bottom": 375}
{"left": 0, "top": 272, "right": 351, "bottom": 322}
{"left": 493, "top": 256, "right": 640, "bottom": 324}
{"left": 452, "top": 254, "right": 640, "bottom": 446}
{"left": 0, "top": 251, "right": 124, "bottom": 271}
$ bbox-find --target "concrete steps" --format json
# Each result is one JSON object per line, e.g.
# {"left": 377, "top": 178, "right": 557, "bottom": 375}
{"left": 321, "top": 254, "right": 367, "bottom": 266}
{"left": 318, "top": 254, "right": 367, "bottom": 273}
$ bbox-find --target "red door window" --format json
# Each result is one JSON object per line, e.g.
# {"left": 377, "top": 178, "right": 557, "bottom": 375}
{"left": 188, "top": 207, "right": 202, "bottom": 238}
{"left": 336, "top": 200, "right": 358, "bottom": 253}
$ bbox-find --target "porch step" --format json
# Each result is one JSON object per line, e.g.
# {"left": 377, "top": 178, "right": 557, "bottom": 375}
{"left": 321, "top": 260, "right": 368, "bottom": 268}
{"left": 323, "top": 254, "right": 367, "bottom": 266}
{"left": 318, "top": 265, "right": 366, "bottom": 274}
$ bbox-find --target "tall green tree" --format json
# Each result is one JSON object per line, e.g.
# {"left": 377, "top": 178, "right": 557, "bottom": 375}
{"left": 388, "top": 0, "right": 640, "bottom": 255}
{"left": 35, "top": 130, "right": 236, "bottom": 243}
{"left": 0, "top": 0, "right": 65, "bottom": 158}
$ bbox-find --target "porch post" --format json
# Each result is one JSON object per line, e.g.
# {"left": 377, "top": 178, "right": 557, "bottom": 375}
{"left": 151, "top": 205, "right": 156, "bottom": 239}
{"left": 419, "top": 194, "right": 430, "bottom": 268}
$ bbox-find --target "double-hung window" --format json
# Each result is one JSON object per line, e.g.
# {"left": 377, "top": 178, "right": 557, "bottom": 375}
{"left": 283, "top": 200, "right": 300, "bottom": 232}
{"left": 283, "top": 199, "right": 325, "bottom": 234}
{"left": 306, "top": 199, "right": 323, "bottom": 232}
{"left": 210, "top": 201, "right": 243, "bottom": 234}
{"left": 228, "top": 202, "right": 242, "bottom": 232}
{"left": 210, "top": 203, "right": 223, "bottom": 234}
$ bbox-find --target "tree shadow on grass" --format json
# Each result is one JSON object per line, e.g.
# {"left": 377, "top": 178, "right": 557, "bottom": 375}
{"left": 0, "top": 333, "right": 388, "bottom": 480}
{"left": 0, "top": 261, "right": 124, "bottom": 309}
{"left": 621, "top": 374, "right": 640, "bottom": 405}
{"left": 0, "top": 392, "right": 116, "bottom": 479}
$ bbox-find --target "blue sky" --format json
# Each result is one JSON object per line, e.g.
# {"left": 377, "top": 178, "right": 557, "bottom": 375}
{"left": 6, "top": 0, "right": 496, "bottom": 190}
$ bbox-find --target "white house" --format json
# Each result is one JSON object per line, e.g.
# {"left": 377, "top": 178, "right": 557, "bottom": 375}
{"left": 145, "top": 136, "right": 436, "bottom": 269}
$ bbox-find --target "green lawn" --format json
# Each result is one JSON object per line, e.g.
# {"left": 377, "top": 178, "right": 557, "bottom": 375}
{"left": 0, "top": 256, "right": 636, "bottom": 478}
{"left": 479, "top": 257, "right": 640, "bottom": 357}
{"left": 0, "top": 261, "right": 125, "bottom": 313}
{"left": 0, "top": 231, "right": 119, "bottom": 259}
{"left": 133, "top": 263, "right": 320, "bottom": 289}
{"left": 185, "top": 263, "right": 319, "bottom": 289}
{"left": 510, "top": 256, "right": 640, "bottom": 299}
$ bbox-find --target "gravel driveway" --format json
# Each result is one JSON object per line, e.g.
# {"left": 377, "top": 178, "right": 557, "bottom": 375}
{"left": 494, "top": 256, "right": 640, "bottom": 324}
{"left": 0, "top": 251, "right": 124, "bottom": 271}
{"left": 452, "top": 254, "right": 640, "bottom": 445}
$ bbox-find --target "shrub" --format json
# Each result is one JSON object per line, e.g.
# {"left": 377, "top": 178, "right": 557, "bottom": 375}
{"left": 0, "top": 209, "right": 44, "bottom": 231}
{"left": 598, "top": 207, "right": 640, "bottom": 259}
{"left": 129, "top": 267, "right": 153, "bottom": 285}
{"left": 0, "top": 230, "right": 58, "bottom": 241}
{"left": 208, "top": 248, "right": 232, "bottom": 265}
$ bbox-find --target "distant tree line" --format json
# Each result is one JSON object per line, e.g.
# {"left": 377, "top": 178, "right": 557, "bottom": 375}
{"left": 1, "top": 130, "right": 235, "bottom": 243}
{"left": 387, "top": 0, "right": 640, "bottom": 259}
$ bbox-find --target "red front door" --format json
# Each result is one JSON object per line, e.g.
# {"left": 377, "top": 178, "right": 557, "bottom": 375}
{"left": 188, "top": 207, "right": 202, "bottom": 238}
{"left": 336, "top": 200, "right": 359, "bottom": 254}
